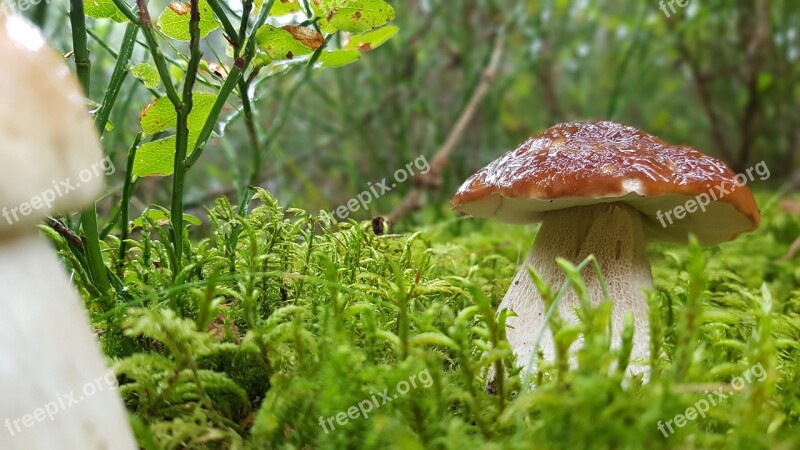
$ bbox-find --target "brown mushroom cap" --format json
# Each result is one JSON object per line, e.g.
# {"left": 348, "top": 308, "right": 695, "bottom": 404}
{"left": 0, "top": 12, "right": 104, "bottom": 231}
{"left": 451, "top": 121, "right": 760, "bottom": 245}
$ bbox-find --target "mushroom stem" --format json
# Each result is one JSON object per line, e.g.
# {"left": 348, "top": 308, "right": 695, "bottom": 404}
{"left": 500, "top": 202, "right": 652, "bottom": 377}
{"left": 0, "top": 233, "right": 136, "bottom": 449}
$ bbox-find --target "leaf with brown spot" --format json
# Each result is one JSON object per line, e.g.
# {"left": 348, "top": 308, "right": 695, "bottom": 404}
{"left": 318, "top": 49, "right": 361, "bottom": 68}
{"left": 139, "top": 98, "right": 158, "bottom": 123}
{"left": 344, "top": 25, "right": 399, "bottom": 52}
{"left": 167, "top": 1, "right": 190, "bottom": 15}
{"left": 254, "top": 25, "right": 316, "bottom": 65}
{"left": 265, "top": 0, "right": 303, "bottom": 16}
{"left": 312, "top": 0, "right": 395, "bottom": 33}
{"left": 282, "top": 25, "right": 324, "bottom": 50}
{"left": 158, "top": 0, "right": 220, "bottom": 41}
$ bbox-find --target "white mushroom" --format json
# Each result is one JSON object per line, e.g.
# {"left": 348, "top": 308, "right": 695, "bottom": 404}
{"left": 451, "top": 121, "right": 760, "bottom": 382}
{"left": 0, "top": 11, "right": 136, "bottom": 449}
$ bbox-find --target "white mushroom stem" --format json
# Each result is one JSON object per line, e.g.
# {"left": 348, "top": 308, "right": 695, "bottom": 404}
{"left": 500, "top": 202, "right": 652, "bottom": 378}
{"left": 0, "top": 233, "right": 136, "bottom": 449}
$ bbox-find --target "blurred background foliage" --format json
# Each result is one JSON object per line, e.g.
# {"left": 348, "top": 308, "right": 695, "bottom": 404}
{"left": 26, "top": 0, "right": 799, "bottom": 229}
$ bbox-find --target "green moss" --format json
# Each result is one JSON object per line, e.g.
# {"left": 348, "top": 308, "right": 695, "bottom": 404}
{"left": 50, "top": 189, "right": 800, "bottom": 449}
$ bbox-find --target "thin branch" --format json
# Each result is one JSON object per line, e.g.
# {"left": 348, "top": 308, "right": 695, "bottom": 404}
{"left": 667, "top": 19, "right": 731, "bottom": 161}
{"left": 387, "top": 33, "right": 504, "bottom": 224}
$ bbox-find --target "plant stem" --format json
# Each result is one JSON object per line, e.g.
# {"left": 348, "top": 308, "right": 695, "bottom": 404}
{"left": 187, "top": 0, "right": 276, "bottom": 168}
{"left": 70, "top": 0, "right": 112, "bottom": 296}
{"left": 238, "top": 77, "right": 263, "bottom": 187}
{"left": 118, "top": 134, "right": 142, "bottom": 274}
{"left": 80, "top": 209, "right": 111, "bottom": 294}
{"left": 95, "top": 22, "right": 139, "bottom": 134}
{"left": 236, "top": 0, "right": 254, "bottom": 58}
{"left": 170, "top": 0, "right": 203, "bottom": 274}
{"left": 204, "top": 0, "right": 240, "bottom": 48}
{"left": 112, "top": 0, "right": 182, "bottom": 106}
{"left": 69, "top": 0, "right": 90, "bottom": 90}
{"left": 186, "top": 63, "right": 244, "bottom": 168}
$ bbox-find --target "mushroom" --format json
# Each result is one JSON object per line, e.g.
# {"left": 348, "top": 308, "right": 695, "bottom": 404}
{"left": 0, "top": 11, "right": 135, "bottom": 449}
{"left": 451, "top": 121, "right": 759, "bottom": 379}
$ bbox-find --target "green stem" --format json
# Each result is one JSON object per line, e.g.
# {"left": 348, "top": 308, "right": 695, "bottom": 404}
{"left": 69, "top": 0, "right": 90, "bottom": 90}
{"left": 244, "top": 0, "right": 275, "bottom": 61}
{"left": 238, "top": 76, "right": 262, "bottom": 186}
{"left": 70, "top": 0, "right": 112, "bottom": 296}
{"left": 80, "top": 210, "right": 111, "bottom": 295}
{"left": 236, "top": 0, "right": 254, "bottom": 58}
{"left": 186, "top": 64, "right": 244, "bottom": 168}
{"left": 112, "top": 0, "right": 182, "bottom": 106}
{"left": 171, "top": 0, "right": 204, "bottom": 274}
{"left": 204, "top": 0, "right": 240, "bottom": 48}
{"left": 118, "top": 134, "right": 142, "bottom": 274}
{"left": 95, "top": 22, "right": 139, "bottom": 134}
{"left": 187, "top": 0, "right": 275, "bottom": 169}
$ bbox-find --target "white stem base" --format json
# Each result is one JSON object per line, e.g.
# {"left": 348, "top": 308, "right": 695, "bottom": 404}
{"left": 499, "top": 203, "right": 652, "bottom": 379}
{"left": 0, "top": 233, "right": 135, "bottom": 449}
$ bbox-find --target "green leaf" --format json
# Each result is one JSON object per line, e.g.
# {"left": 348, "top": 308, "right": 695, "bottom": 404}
{"left": 84, "top": 0, "right": 128, "bottom": 22}
{"left": 255, "top": 25, "right": 322, "bottom": 64}
{"left": 313, "top": 0, "right": 395, "bottom": 33}
{"left": 139, "top": 92, "right": 217, "bottom": 136}
{"left": 135, "top": 93, "right": 217, "bottom": 176}
{"left": 318, "top": 49, "right": 361, "bottom": 68}
{"left": 131, "top": 63, "right": 161, "bottom": 89}
{"left": 139, "top": 98, "right": 175, "bottom": 135}
{"left": 131, "top": 209, "right": 202, "bottom": 228}
{"left": 344, "top": 25, "right": 398, "bottom": 51}
{"left": 255, "top": 0, "right": 303, "bottom": 16}
{"left": 133, "top": 136, "right": 178, "bottom": 177}
{"left": 158, "top": 0, "right": 220, "bottom": 41}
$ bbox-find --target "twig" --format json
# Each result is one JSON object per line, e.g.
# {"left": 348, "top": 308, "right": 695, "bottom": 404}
{"left": 668, "top": 18, "right": 731, "bottom": 162}
{"left": 387, "top": 33, "right": 504, "bottom": 224}
{"left": 48, "top": 217, "right": 85, "bottom": 251}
